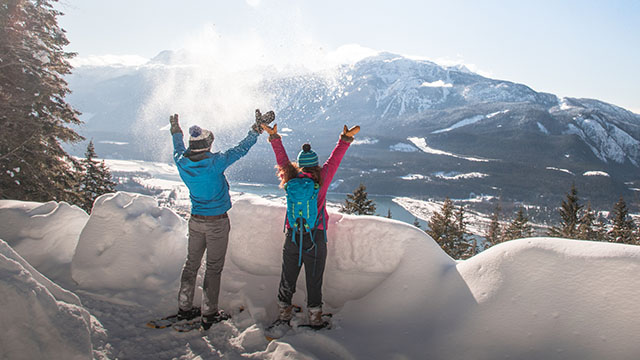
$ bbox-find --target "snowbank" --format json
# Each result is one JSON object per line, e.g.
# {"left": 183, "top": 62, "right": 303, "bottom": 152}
{"left": 3, "top": 193, "right": 640, "bottom": 359}
{"left": 71, "top": 192, "right": 186, "bottom": 306}
{"left": 0, "top": 200, "right": 88, "bottom": 279}
{"left": 454, "top": 238, "right": 640, "bottom": 360}
{"left": 226, "top": 195, "right": 448, "bottom": 312}
{"left": 0, "top": 240, "right": 92, "bottom": 360}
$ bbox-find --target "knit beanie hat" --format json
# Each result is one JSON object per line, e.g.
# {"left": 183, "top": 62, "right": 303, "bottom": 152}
{"left": 297, "top": 143, "right": 318, "bottom": 167}
{"left": 188, "top": 125, "right": 214, "bottom": 153}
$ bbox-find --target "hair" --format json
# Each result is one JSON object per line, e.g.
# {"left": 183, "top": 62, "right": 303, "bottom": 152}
{"left": 276, "top": 162, "right": 322, "bottom": 188}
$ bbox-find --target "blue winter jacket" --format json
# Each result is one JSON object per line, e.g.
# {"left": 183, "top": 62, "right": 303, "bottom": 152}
{"left": 172, "top": 130, "right": 259, "bottom": 215}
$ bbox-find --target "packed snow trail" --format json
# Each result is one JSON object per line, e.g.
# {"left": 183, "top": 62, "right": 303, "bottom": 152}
{"left": 1, "top": 193, "right": 640, "bottom": 359}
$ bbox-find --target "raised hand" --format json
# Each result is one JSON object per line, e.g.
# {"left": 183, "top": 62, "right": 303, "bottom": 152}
{"left": 253, "top": 109, "right": 276, "bottom": 133}
{"left": 170, "top": 113, "right": 182, "bottom": 134}
{"left": 261, "top": 123, "right": 278, "bottom": 135}
{"left": 342, "top": 125, "right": 360, "bottom": 138}
{"left": 261, "top": 110, "right": 275, "bottom": 125}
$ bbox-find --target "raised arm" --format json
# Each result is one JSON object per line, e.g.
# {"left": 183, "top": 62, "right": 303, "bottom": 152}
{"left": 216, "top": 109, "right": 275, "bottom": 170}
{"left": 217, "top": 130, "right": 259, "bottom": 170}
{"left": 321, "top": 125, "right": 360, "bottom": 184}
{"left": 262, "top": 123, "right": 291, "bottom": 167}
{"left": 170, "top": 114, "right": 186, "bottom": 160}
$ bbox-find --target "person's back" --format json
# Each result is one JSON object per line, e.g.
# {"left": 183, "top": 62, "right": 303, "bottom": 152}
{"left": 173, "top": 124, "right": 256, "bottom": 216}
{"left": 261, "top": 120, "right": 360, "bottom": 336}
{"left": 169, "top": 110, "right": 273, "bottom": 330}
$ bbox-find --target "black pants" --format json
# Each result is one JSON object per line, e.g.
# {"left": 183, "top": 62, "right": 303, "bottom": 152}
{"left": 277, "top": 228, "right": 327, "bottom": 308}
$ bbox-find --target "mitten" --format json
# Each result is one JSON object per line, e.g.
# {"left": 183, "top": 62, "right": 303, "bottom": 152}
{"left": 252, "top": 109, "right": 276, "bottom": 133}
{"left": 170, "top": 114, "right": 182, "bottom": 134}
{"left": 341, "top": 125, "right": 360, "bottom": 142}
{"left": 261, "top": 123, "right": 281, "bottom": 142}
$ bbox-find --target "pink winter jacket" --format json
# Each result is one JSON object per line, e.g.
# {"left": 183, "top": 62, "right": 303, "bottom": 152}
{"left": 269, "top": 137, "right": 351, "bottom": 230}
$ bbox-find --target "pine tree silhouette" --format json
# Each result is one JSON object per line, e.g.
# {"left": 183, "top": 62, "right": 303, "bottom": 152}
{"left": 427, "top": 198, "right": 474, "bottom": 259}
{"left": 548, "top": 183, "right": 583, "bottom": 238}
{"left": 340, "top": 183, "right": 376, "bottom": 215}
{"left": 485, "top": 202, "right": 503, "bottom": 247}
{"left": 609, "top": 197, "right": 636, "bottom": 244}
{"left": 1, "top": 0, "right": 83, "bottom": 203}
{"left": 79, "top": 141, "right": 116, "bottom": 213}
{"left": 502, "top": 208, "right": 533, "bottom": 241}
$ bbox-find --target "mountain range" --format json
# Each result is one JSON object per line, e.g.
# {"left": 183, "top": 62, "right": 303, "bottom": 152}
{"left": 65, "top": 51, "right": 640, "bottom": 212}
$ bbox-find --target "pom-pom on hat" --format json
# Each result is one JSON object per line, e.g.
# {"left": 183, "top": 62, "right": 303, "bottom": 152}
{"left": 188, "top": 125, "right": 214, "bottom": 153}
{"left": 297, "top": 143, "right": 318, "bottom": 168}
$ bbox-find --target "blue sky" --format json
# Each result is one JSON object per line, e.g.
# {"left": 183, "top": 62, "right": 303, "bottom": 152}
{"left": 56, "top": 0, "right": 640, "bottom": 113}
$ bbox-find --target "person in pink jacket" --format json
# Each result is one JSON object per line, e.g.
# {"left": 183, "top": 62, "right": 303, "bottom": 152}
{"left": 261, "top": 121, "right": 360, "bottom": 329}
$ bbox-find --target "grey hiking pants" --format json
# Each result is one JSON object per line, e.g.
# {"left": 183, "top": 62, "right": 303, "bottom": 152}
{"left": 277, "top": 228, "right": 327, "bottom": 309}
{"left": 178, "top": 215, "right": 230, "bottom": 316}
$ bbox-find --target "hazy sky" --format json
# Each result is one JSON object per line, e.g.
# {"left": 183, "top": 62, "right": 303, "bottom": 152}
{"left": 56, "top": 0, "right": 640, "bottom": 113}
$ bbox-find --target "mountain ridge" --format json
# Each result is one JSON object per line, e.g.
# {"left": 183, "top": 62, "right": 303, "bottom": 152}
{"left": 65, "top": 50, "right": 640, "bottom": 211}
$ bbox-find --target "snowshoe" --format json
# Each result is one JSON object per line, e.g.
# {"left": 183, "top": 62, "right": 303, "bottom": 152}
{"left": 146, "top": 307, "right": 201, "bottom": 329}
{"left": 173, "top": 306, "right": 243, "bottom": 333}
{"left": 264, "top": 304, "right": 303, "bottom": 341}
{"left": 299, "top": 313, "right": 333, "bottom": 331}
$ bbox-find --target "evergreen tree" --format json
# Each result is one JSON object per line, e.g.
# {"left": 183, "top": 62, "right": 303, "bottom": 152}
{"left": 577, "top": 203, "right": 607, "bottom": 241}
{"left": 340, "top": 183, "right": 376, "bottom": 215}
{"left": 548, "top": 184, "right": 582, "bottom": 239}
{"left": 413, "top": 217, "right": 421, "bottom": 229}
{"left": 502, "top": 208, "right": 534, "bottom": 241}
{"left": 1, "top": 0, "right": 83, "bottom": 203}
{"left": 609, "top": 197, "right": 635, "bottom": 244}
{"left": 427, "top": 198, "right": 473, "bottom": 259}
{"left": 427, "top": 198, "right": 456, "bottom": 256}
{"left": 485, "top": 202, "right": 503, "bottom": 247}
{"left": 453, "top": 205, "right": 474, "bottom": 259}
{"left": 78, "top": 141, "right": 116, "bottom": 213}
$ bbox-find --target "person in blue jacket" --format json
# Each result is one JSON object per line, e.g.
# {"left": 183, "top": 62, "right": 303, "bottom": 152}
{"left": 170, "top": 110, "right": 273, "bottom": 329}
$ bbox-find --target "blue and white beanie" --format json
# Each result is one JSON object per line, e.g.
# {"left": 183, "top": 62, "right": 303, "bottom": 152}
{"left": 188, "top": 125, "right": 214, "bottom": 153}
{"left": 297, "top": 143, "right": 319, "bottom": 168}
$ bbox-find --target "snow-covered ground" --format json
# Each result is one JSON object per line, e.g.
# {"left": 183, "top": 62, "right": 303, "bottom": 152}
{"left": 392, "top": 196, "right": 493, "bottom": 236}
{"left": 407, "top": 136, "right": 492, "bottom": 162}
{"left": 2, "top": 193, "right": 640, "bottom": 359}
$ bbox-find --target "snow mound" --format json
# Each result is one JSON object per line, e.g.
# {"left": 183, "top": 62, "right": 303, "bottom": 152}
{"left": 71, "top": 192, "right": 186, "bottom": 303}
{"left": 4, "top": 194, "right": 640, "bottom": 359}
{"left": 228, "top": 195, "right": 446, "bottom": 310}
{"left": 453, "top": 238, "right": 640, "bottom": 360}
{"left": 0, "top": 239, "right": 92, "bottom": 360}
{"left": 0, "top": 200, "right": 88, "bottom": 277}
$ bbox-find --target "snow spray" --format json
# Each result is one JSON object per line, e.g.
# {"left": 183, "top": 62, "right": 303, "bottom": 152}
{"left": 132, "top": 9, "right": 374, "bottom": 162}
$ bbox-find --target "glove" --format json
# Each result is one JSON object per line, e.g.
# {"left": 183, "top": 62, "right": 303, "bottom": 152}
{"left": 169, "top": 114, "right": 182, "bottom": 134}
{"left": 252, "top": 109, "right": 276, "bottom": 133}
{"left": 261, "top": 123, "right": 281, "bottom": 142}
{"left": 341, "top": 125, "right": 360, "bottom": 142}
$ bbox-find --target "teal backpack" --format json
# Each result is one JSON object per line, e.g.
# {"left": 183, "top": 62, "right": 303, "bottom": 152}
{"left": 284, "top": 175, "right": 326, "bottom": 267}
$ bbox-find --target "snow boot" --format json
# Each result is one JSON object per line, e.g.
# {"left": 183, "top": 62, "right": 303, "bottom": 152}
{"left": 303, "top": 306, "right": 329, "bottom": 330}
{"left": 201, "top": 310, "right": 230, "bottom": 330}
{"left": 308, "top": 306, "right": 323, "bottom": 327}
{"left": 278, "top": 301, "right": 295, "bottom": 323}
{"left": 177, "top": 307, "right": 201, "bottom": 321}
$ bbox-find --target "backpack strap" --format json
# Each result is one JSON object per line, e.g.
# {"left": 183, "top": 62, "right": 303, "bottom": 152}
{"left": 298, "top": 225, "right": 303, "bottom": 267}
{"left": 312, "top": 204, "right": 328, "bottom": 244}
